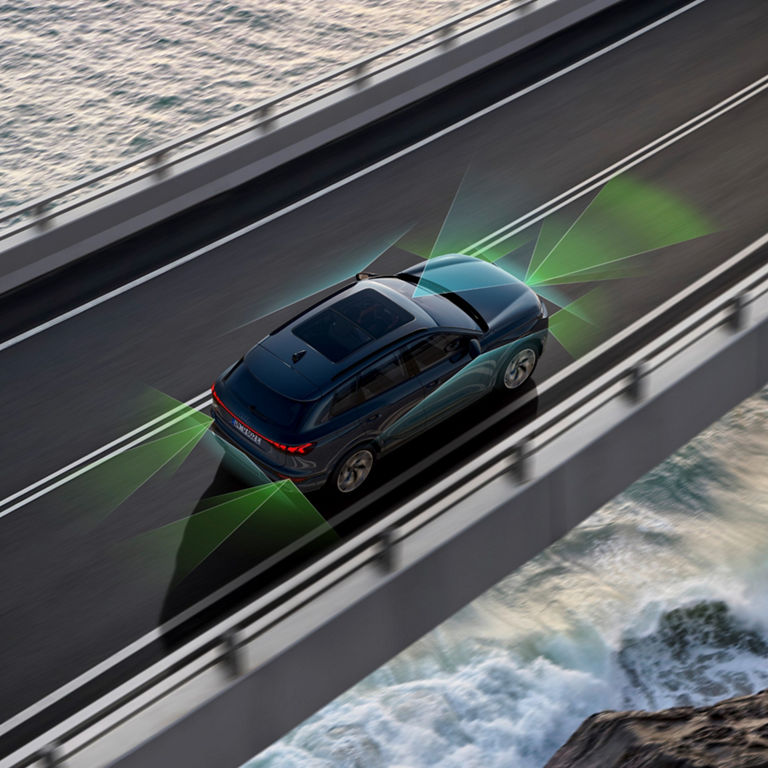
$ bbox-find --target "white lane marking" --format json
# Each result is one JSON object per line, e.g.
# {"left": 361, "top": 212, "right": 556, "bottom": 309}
{"left": 1, "top": 70, "right": 765, "bottom": 521}
{"left": 0, "top": 391, "right": 210, "bottom": 513}
{"left": 468, "top": 74, "right": 768, "bottom": 254}
{"left": 472, "top": 78, "right": 768, "bottom": 256}
{"left": 0, "top": 0, "right": 709, "bottom": 357}
{"left": 0, "top": 398, "right": 211, "bottom": 521}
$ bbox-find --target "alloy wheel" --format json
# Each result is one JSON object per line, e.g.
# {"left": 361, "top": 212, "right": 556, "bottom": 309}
{"left": 336, "top": 448, "right": 374, "bottom": 493}
{"left": 503, "top": 347, "right": 537, "bottom": 389}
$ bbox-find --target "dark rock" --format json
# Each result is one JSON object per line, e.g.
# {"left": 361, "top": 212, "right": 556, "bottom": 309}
{"left": 546, "top": 689, "right": 768, "bottom": 768}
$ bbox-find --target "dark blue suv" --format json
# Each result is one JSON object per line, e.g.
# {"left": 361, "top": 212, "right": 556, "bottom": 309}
{"left": 211, "top": 255, "right": 548, "bottom": 493}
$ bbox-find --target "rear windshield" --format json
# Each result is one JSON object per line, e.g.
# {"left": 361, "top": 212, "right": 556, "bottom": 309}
{"left": 293, "top": 288, "right": 413, "bottom": 362}
{"left": 228, "top": 364, "right": 306, "bottom": 429}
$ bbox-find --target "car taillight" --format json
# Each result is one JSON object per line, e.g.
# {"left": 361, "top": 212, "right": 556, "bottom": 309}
{"left": 211, "top": 385, "right": 315, "bottom": 455}
{"left": 282, "top": 442, "right": 315, "bottom": 455}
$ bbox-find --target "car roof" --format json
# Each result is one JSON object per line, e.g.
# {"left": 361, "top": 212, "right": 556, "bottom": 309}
{"left": 256, "top": 280, "right": 440, "bottom": 396}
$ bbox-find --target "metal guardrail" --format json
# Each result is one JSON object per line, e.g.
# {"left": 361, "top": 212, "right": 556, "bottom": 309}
{"left": 0, "top": 0, "right": 540, "bottom": 243}
{"left": 4, "top": 233, "right": 767, "bottom": 768}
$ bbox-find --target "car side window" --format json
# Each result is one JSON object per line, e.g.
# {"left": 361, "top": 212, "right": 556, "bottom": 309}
{"left": 405, "top": 333, "right": 466, "bottom": 373}
{"left": 359, "top": 352, "right": 409, "bottom": 400}
{"left": 327, "top": 377, "right": 363, "bottom": 420}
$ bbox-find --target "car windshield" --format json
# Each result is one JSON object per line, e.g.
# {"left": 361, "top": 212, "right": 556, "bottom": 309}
{"left": 388, "top": 274, "right": 486, "bottom": 331}
{"left": 293, "top": 288, "right": 413, "bottom": 362}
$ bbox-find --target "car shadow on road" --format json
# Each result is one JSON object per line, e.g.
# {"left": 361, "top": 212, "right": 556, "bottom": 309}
{"left": 157, "top": 458, "right": 337, "bottom": 652}
{"left": 157, "top": 381, "right": 540, "bottom": 651}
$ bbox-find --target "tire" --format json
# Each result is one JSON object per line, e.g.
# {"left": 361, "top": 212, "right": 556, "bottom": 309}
{"left": 332, "top": 445, "right": 375, "bottom": 494}
{"left": 495, "top": 344, "right": 539, "bottom": 391}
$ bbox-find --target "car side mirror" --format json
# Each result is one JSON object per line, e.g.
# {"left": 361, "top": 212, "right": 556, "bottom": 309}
{"left": 468, "top": 339, "right": 482, "bottom": 359}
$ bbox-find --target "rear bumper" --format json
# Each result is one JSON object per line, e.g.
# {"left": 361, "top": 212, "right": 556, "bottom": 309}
{"left": 211, "top": 422, "right": 327, "bottom": 492}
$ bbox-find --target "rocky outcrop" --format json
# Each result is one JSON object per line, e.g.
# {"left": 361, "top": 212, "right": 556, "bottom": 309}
{"left": 545, "top": 689, "right": 768, "bottom": 768}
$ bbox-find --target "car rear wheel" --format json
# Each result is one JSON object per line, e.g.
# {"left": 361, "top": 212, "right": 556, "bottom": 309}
{"left": 496, "top": 344, "right": 538, "bottom": 391}
{"left": 333, "top": 446, "right": 375, "bottom": 493}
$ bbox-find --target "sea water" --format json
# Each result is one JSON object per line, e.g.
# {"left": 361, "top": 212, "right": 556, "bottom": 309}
{"left": 0, "top": 0, "right": 479, "bottom": 214}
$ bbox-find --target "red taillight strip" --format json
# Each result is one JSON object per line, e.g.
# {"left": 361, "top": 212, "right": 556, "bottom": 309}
{"left": 210, "top": 385, "right": 314, "bottom": 455}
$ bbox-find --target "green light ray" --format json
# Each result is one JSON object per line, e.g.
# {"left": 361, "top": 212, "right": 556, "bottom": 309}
{"left": 134, "top": 389, "right": 213, "bottom": 480}
{"left": 467, "top": 231, "right": 536, "bottom": 266}
{"left": 160, "top": 484, "right": 281, "bottom": 580}
{"left": 128, "top": 480, "right": 338, "bottom": 584}
{"left": 429, "top": 165, "right": 475, "bottom": 259}
{"left": 139, "top": 389, "right": 212, "bottom": 429}
{"left": 547, "top": 288, "right": 610, "bottom": 358}
{"left": 228, "top": 224, "right": 414, "bottom": 333}
{"left": 207, "top": 431, "right": 272, "bottom": 486}
{"left": 196, "top": 482, "right": 271, "bottom": 512}
{"left": 72, "top": 393, "right": 212, "bottom": 525}
{"left": 529, "top": 250, "right": 649, "bottom": 287}
{"left": 526, "top": 176, "right": 714, "bottom": 287}
{"left": 524, "top": 212, "right": 580, "bottom": 283}
{"left": 528, "top": 284, "right": 579, "bottom": 310}
{"left": 403, "top": 160, "right": 532, "bottom": 263}
{"left": 396, "top": 229, "right": 440, "bottom": 261}
{"left": 80, "top": 420, "right": 211, "bottom": 526}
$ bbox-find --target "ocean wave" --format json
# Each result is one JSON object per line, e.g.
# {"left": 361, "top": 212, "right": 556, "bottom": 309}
{"left": 618, "top": 599, "right": 768, "bottom": 710}
{"left": 248, "top": 597, "right": 768, "bottom": 768}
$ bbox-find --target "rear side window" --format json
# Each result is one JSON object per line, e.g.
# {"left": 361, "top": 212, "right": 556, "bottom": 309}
{"left": 359, "top": 352, "right": 409, "bottom": 399}
{"left": 318, "top": 351, "right": 411, "bottom": 424}
{"left": 405, "top": 333, "right": 466, "bottom": 373}
{"left": 328, "top": 378, "right": 363, "bottom": 420}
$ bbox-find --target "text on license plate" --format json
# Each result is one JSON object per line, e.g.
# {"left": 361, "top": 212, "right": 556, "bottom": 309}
{"left": 232, "top": 418, "right": 262, "bottom": 446}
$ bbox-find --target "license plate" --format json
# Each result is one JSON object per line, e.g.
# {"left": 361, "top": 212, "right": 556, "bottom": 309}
{"left": 232, "top": 418, "right": 262, "bottom": 446}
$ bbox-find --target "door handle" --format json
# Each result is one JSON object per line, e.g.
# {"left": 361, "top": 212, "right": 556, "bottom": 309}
{"left": 424, "top": 379, "right": 439, "bottom": 390}
{"left": 366, "top": 413, "right": 382, "bottom": 422}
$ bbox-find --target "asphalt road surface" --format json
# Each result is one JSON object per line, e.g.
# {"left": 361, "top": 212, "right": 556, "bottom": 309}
{"left": 0, "top": 0, "right": 766, "bottom": 752}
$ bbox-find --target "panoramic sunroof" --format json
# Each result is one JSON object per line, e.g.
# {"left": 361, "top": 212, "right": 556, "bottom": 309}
{"left": 293, "top": 288, "right": 413, "bottom": 362}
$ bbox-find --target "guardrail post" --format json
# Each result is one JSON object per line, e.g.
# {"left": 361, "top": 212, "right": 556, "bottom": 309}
{"left": 726, "top": 292, "right": 747, "bottom": 331}
{"left": 151, "top": 150, "right": 169, "bottom": 178}
{"left": 33, "top": 202, "right": 52, "bottom": 230}
{"left": 375, "top": 527, "right": 397, "bottom": 573}
{"left": 506, "top": 439, "right": 531, "bottom": 484}
{"left": 439, "top": 23, "right": 457, "bottom": 47}
{"left": 221, "top": 629, "right": 242, "bottom": 678}
{"left": 40, "top": 741, "right": 64, "bottom": 767}
{"left": 517, "top": 0, "right": 538, "bottom": 14}
{"left": 255, "top": 104, "right": 276, "bottom": 132}
{"left": 352, "top": 61, "right": 370, "bottom": 88}
{"left": 625, "top": 360, "right": 649, "bottom": 402}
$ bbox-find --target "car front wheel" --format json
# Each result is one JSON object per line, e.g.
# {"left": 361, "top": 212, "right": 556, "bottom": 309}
{"left": 333, "top": 446, "right": 375, "bottom": 494}
{"left": 496, "top": 344, "right": 538, "bottom": 391}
